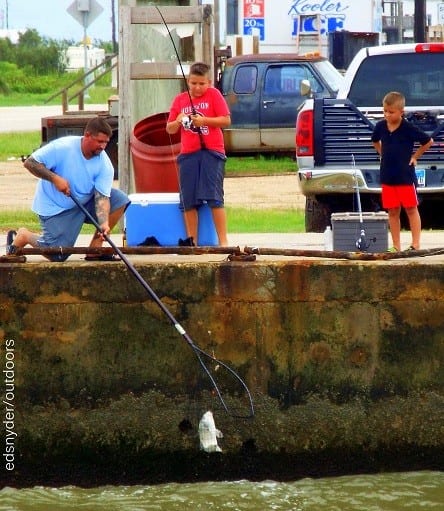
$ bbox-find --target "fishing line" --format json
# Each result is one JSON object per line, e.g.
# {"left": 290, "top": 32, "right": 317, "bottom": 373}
{"left": 154, "top": 5, "right": 207, "bottom": 242}
{"left": 155, "top": 4, "right": 205, "bottom": 148}
{"left": 155, "top": 5, "right": 198, "bottom": 118}
{"left": 70, "top": 194, "right": 254, "bottom": 419}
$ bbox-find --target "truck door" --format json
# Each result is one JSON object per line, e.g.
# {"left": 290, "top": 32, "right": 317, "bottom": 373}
{"left": 222, "top": 64, "right": 262, "bottom": 152}
{"left": 260, "top": 64, "right": 323, "bottom": 149}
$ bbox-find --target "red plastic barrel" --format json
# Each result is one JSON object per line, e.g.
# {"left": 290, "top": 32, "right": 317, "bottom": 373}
{"left": 130, "top": 112, "right": 181, "bottom": 192}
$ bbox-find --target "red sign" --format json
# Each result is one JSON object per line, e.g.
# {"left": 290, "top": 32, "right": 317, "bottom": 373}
{"left": 243, "top": 0, "right": 264, "bottom": 18}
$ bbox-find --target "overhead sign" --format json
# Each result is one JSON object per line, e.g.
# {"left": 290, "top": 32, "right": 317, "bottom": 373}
{"left": 240, "top": 0, "right": 381, "bottom": 52}
{"left": 67, "top": 0, "right": 104, "bottom": 28}
{"left": 243, "top": 0, "right": 265, "bottom": 40}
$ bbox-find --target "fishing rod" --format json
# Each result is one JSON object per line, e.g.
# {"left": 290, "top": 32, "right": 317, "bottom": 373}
{"left": 155, "top": 5, "right": 196, "bottom": 115}
{"left": 155, "top": 5, "right": 206, "bottom": 147}
{"left": 352, "top": 154, "right": 370, "bottom": 252}
{"left": 70, "top": 194, "right": 254, "bottom": 419}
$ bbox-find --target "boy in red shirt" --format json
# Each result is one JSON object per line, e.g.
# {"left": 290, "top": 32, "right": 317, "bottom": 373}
{"left": 372, "top": 91, "right": 433, "bottom": 251}
{"left": 166, "top": 62, "right": 231, "bottom": 246}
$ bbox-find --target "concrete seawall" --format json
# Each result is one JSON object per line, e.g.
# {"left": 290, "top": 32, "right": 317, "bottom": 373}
{"left": 1, "top": 256, "right": 443, "bottom": 485}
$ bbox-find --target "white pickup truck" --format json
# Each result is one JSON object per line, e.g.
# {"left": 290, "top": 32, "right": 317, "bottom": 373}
{"left": 296, "top": 43, "right": 444, "bottom": 232}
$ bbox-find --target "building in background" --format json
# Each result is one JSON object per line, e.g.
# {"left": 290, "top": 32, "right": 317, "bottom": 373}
{"left": 224, "top": 0, "right": 444, "bottom": 55}
{"left": 65, "top": 41, "right": 105, "bottom": 72}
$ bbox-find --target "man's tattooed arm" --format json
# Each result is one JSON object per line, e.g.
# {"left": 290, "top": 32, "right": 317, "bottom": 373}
{"left": 94, "top": 190, "right": 111, "bottom": 227}
{"left": 24, "top": 156, "right": 57, "bottom": 181}
{"left": 24, "top": 156, "right": 70, "bottom": 195}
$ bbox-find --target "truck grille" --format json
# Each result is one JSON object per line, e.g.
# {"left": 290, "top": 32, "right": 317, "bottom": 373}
{"left": 314, "top": 98, "right": 444, "bottom": 166}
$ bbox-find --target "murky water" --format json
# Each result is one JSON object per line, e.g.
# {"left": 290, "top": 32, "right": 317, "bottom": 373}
{"left": 0, "top": 471, "right": 443, "bottom": 511}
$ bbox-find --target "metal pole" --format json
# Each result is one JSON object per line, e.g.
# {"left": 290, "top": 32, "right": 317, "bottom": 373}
{"left": 111, "top": 0, "right": 117, "bottom": 54}
{"left": 83, "top": 11, "right": 90, "bottom": 100}
{"left": 414, "top": 0, "right": 426, "bottom": 42}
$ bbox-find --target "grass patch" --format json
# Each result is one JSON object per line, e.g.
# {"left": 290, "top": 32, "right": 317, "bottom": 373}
{"left": 0, "top": 85, "right": 117, "bottom": 107}
{"left": 0, "top": 131, "right": 41, "bottom": 160}
{"left": 226, "top": 207, "right": 304, "bottom": 233}
{"left": 0, "top": 131, "right": 297, "bottom": 176}
{"left": 226, "top": 154, "right": 296, "bottom": 175}
{"left": 0, "top": 210, "right": 96, "bottom": 235}
{"left": 0, "top": 208, "right": 305, "bottom": 235}
{"left": 0, "top": 210, "right": 41, "bottom": 233}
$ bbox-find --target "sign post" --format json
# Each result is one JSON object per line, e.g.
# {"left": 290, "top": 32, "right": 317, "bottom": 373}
{"left": 67, "top": 0, "right": 104, "bottom": 98}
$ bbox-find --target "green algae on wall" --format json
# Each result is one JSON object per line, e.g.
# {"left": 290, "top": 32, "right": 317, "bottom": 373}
{"left": 1, "top": 258, "right": 443, "bottom": 484}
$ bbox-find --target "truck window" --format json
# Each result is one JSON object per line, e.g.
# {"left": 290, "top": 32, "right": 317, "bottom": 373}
{"left": 233, "top": 65, "right": 257, "bottom": 94}
{"left": 264, "top": 65, "right": 323, "bottom": 95}
{"left": 348, "top": 53, "right": 444, "bottom": 107}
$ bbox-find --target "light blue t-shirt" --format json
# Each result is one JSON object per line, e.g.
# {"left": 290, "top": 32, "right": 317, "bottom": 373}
{"left": 31, "top": 136, "right": 114, "bottom": 216}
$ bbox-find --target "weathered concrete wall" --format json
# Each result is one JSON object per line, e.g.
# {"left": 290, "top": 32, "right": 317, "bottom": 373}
{"left": 1, "top": 258, "right": 443, "bottom": 485}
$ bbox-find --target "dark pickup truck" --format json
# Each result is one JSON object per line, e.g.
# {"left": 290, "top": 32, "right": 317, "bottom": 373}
{"left": 40, "top": 52, "right": 344, "bottom": 171}
{"left": 217, "top": 53, "right": 343, "bottom": 154}
{"left": 296, "top": 43, "right": 444, "bottom": 232}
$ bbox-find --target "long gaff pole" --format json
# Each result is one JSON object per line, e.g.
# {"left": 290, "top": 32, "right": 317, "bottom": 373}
{"left": 70, "top": 194, "right": 254, "bottom": 418}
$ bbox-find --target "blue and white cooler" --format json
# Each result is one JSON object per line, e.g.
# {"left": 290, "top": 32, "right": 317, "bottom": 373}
{"left": 125, "top": 193, "right": 218, "bottom": 246}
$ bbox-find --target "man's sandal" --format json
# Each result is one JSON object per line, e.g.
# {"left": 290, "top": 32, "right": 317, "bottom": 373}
{"left": 6, "top": 230, "right": 17, "bottom": 255}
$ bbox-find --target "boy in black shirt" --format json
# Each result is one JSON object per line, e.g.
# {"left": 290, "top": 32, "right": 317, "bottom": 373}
{"left": 372, "top": 91, "right": 433, "bottom": 251}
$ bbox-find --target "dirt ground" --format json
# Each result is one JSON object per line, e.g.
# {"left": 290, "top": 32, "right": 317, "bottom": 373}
{"left": 0, "top": 159, "right": 305, "bottom": 211}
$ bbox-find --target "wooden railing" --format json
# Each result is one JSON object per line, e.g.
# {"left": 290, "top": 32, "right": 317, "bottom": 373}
{"left": 45, "top": 53, "right": 118, "bottom": 113}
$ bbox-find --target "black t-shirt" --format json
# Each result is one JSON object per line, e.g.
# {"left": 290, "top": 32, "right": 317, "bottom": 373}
{"left": 371, "top": 118, "right": 431, "bottom": 185}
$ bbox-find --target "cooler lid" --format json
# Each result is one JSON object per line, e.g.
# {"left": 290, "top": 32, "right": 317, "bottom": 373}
{"left": 128, "top": 193, "right": 180, "bottom": 205}
{"left": 331, "top": 212, "right": 388, "bottom": 221}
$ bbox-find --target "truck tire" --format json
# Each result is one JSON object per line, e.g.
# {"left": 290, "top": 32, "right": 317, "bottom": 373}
{"left": 105, "top": 131, "right": 119, "bottom": 180}
{"left": 305, "top": 196, "right": 330, "bottom": 232}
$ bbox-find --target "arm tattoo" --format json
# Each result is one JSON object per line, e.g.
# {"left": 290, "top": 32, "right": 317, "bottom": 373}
{"left": 23, "top": 156, "right": 55, "bottom": 181}
{"left": 94, "top": 190, "right": 110, "bottom": 226}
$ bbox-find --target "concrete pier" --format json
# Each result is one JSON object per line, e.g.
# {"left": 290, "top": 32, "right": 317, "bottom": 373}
{"left": 1, "top": 251, "right": 443, "bottom": 485}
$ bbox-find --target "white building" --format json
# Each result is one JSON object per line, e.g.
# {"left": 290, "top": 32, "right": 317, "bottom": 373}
{"left": 65, "top": 44, "right": 105, "bottom": 72}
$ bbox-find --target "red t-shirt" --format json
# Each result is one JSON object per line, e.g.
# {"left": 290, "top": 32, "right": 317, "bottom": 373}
{"left": 168, "top": 87, "right": 230, "bottom": 154}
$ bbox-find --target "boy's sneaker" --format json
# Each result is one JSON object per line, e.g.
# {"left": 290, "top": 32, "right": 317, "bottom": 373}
{"left": 6, "top": 230, "right": 17, "bottom": 255}
{"left": 138, "top": 236, "right": 161, "bottom": 247}
{"left": 387, "top": 246, "right": 398, "bottom": 253}
{"left": 178, "top": 236, "right": 195, "bottom": 247}
{"left": 405, "top": 245, "right": 417, "bottom": 251}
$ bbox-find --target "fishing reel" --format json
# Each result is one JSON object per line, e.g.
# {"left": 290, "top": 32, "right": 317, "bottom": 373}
{"left": 355, "top": 232, "right": 370, "bottom": 251}
{"left": 355, "top": 230, "right": 377, "bottom": 252}
{"left": 181, "top": 115, "right": 193, "bottom": 129}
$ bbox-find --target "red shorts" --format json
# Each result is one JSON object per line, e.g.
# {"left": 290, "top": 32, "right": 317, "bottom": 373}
{"left": 381, "top": 184, "right": 418, "bottom": 209}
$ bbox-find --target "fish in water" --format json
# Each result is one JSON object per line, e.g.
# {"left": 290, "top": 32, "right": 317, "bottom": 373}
{"left": 198, "top": 411, "right": 223, "bottom": 453}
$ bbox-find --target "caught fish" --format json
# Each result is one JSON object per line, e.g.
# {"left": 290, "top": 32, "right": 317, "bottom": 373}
{"left": 198, "top": 411, "right": 223, "bottom": 453}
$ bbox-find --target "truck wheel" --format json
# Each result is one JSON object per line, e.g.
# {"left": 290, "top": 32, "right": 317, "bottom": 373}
{"left": 305, "top": 196, "right": 330, "bottom": 232}
{"left": 105, "top": 131, "right": 119, "bottom": 180}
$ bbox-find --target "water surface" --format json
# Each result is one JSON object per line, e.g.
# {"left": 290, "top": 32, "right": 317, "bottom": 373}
{"left": 1, "top": 471, "right": 443, "bottom": 510}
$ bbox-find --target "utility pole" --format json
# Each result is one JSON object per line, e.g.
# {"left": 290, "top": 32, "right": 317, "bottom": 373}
{"left": 414, "top": 0, "right": 426, "bottom": 42}
{"left": 111, "top": 0, "right": 117, "bottom": 53}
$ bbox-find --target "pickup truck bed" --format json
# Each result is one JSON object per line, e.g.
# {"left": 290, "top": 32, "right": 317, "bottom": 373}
{"left": 313, "top": 99, "right": 444, "bottom": 168}
{"left": 299, "top": 98, "right": 444, "bottom": 231}
{"left": 296, "top": 43, "right": 444, "bottom": 232}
